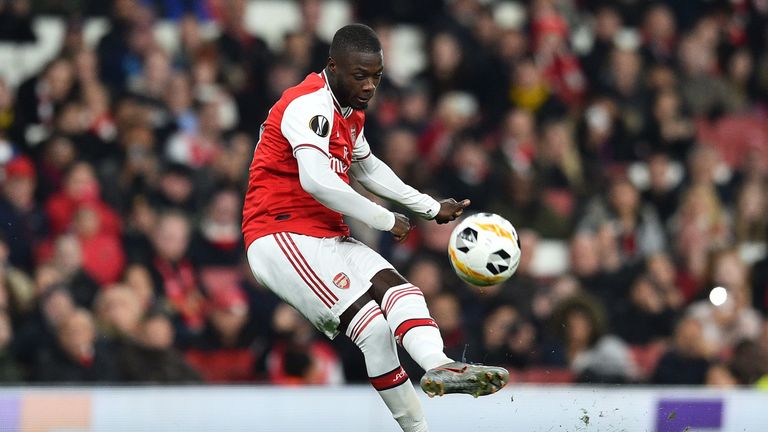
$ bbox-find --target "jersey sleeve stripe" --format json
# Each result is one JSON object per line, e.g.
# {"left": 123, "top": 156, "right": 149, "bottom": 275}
{"left": 352, "top": 151, "right": 372, "bottom": 162}
{"left": 293, "top": 144, "right": 330, "bottom": 158}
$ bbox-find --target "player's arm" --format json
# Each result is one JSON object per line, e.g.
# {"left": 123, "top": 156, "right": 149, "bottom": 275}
{"left": 296, "top": 148, "right": 395, "bottom": 231}
{"left": 350, "top": 132, "right": 469, "bottom": 224}
{"left": 281, "top": 94, "right": 409, "bottom": 238}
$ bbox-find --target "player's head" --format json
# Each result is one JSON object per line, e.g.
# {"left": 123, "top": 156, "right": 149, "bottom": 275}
{"left": 326, "top": 23, "right": 383, "bottom": 110}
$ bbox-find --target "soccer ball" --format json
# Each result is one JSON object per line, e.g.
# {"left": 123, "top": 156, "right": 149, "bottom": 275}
{"left": 448, "top": 213, "right": 522, "bottom": 286}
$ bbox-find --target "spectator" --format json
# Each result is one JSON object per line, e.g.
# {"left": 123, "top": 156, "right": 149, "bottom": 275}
{"left": 640, "top": 4, "right": 677, "bottom": 66}
{"left": 0, "top": 79, "right": 15, "bottom": 135}
{"left": 613, "top": 275, "right": 677, "bottom": 345}
{"left": 189, "top": 188, "right": 243, "bottom": 268}
{"left": 752, "top": 255, "right": 768, "bottom": 315}
{"left": 490, "top": 170, "right": 571, "bottom": 239}
{"left": 45, "top": 161, "right": 121, "bottom": 237}
{"left": 640, "top": 89, "right": 696, "bottom": 161}
{"left": 13, "top": 285, "right": 74, "bottom": 368}
{"left": 429, "top": 292, "right": 470, "bottom": 363}
{"left": 566, "top": 232, "right": 632, "bottom": 310}
{"left": 509, "top": 56, "right": 566, "bottom": 120}
{"left": 165, "top": 100, "right": 225, "bottom": 169}
{"left": 0, "top": 311, "right": 23, "bottom": 382}
{"left": 121, "top": 311, "right": 201, "bottom": 383}
{"left": 39, "top": 234, "right": 101, "bottom": 309}
{"left": 669, "top": 184, "right": 730, "bottom": 300}
{"left": 147, "top": 211, "right": 206, "bottom": 344}
{"left": 94, "top": 285, "right": 200, "bottom": 383}
{"left": 0, "top": 0, "right": 35, "bottom": 43}
{"left": 150, "top": 163, "right": 197, "bottom": 213}
{"left": 581, "top": 5, "right": 622, "bottom": 85}
{"left": 0, "top": 233, "right": 36, "bottom": 322}
{"left": 186, "top": 287, "right": 265, "bottom": 383}
{"left": 122, "top": 195, "right": 158, "bottom": 263}
{"left": 603, "top": 48, "right": 645, "bottom": 140}
{"left": 122, "top": 263, "right": 157, "bottom": 314}
{"left": 677, "top": 31, "right": 733, "bottom": 117}
{"left": 577, "top": 176, "right": 667, "bottom": 264}
{"left": 0, "top": 155, "right": 46, "bottom": 273}
{"left": 33, "top": 308, "right": 119, "bottom": 382}
{"left": 12, "top": 57, "right": 75, "bottom": 150}
{"left": 534, "top": 118, "right": 586, "bottom": 197}
{"left": 728, "top": 339, "right": 768, "bottom": 386}
{"left": 479, "top": 303, "right": 537, "bottom": 370}
{"left": 209, "top": 132, "right": 253, "bottom": 189}
{"left": 544, "top": 295, "right": 638, "bottom": 383}
{"left": 265, "top": 303, "right": 344, "bottom": 386}
{"left": 640, "top": 152, "right": 682, "bottom": 225}
{"left": 435, "top": 135, "right": 498, "bottom": 210}
{"left": 72, "top": 205, "right": 126, "bottom": 285}
{"left": 652, "top": 316, "right": 712, "bottom": 385}
{"left": 576, "top": 95, "right": 633, "bottom": 164}
{"left": 687, "top": 249, "right": 762, "bottom": 355}
{"left": 733, "top": 180, "right": 768, "bottom": 245}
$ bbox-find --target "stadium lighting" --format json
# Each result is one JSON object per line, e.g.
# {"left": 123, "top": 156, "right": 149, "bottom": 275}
{"left": 709, "top": 286, "right": 728, "bottom": 307}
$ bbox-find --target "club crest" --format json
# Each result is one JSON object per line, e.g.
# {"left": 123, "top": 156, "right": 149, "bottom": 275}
{"left": 333, "top": 272, "right": 350, "bottom": 289}
{"left": 309, "top": 115, "right": 330, "bottom": 137}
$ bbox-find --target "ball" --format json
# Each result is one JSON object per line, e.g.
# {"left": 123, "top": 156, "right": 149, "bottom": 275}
{"left": 448, "top": 212, "right": 522, "bottom": 286}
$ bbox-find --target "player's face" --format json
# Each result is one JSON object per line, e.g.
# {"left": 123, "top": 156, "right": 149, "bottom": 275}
{"left": 330, "top": 50, "right": 383, "bottom": 110}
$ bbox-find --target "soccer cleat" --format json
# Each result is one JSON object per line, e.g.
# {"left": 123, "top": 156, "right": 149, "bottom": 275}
{"left": 420, "top": 361, "right": 510, "bottom": 398}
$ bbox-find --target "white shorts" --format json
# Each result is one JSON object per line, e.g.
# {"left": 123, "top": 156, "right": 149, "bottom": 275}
{"left": 246, "top": 232, "right": 393, "bottom": 339}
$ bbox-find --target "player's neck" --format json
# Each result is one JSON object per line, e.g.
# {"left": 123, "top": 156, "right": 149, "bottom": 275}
{"left": 322, "top": 68, "right": 350, "bottom": 111}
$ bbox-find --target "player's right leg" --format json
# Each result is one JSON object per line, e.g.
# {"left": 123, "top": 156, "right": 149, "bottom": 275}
{"left": 246, "top": 234, "right": 428, "bottom": 432}
{"left": 369, "top": 269, "right": 509, "bottom": 398}
{"left": 339, "top": 294, "right": 428, "bottom": 432}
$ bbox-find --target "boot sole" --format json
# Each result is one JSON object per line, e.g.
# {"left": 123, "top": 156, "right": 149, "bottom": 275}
{"left": 420, "top": 366, "right": 509, "bottom": 398}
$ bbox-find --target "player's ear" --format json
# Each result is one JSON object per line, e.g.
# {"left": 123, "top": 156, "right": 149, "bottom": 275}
{"left": 327, "top": 57, "right": 336, "bottom": 72}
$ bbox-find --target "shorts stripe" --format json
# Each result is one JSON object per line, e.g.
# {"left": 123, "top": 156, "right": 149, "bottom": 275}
{"left": 347, "top": 304, "right": 379, "bottom": 339}
{"left": 369, "top": 366, "right": 409, "bottom": 391}
{"left": 277, "top": 233, "right": 339, "bottom": 304}
{"left": 382, "top": 284, "right": 415, "bottom": 314}
{"left": 273, "top": 234, "right": 333, "bottom": 308}
{"left": 283, "top": 233, "right": 339, "bottom": 302}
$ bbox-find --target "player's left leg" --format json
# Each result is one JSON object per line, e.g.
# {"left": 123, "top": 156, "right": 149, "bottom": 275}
{"left": 370, "top": 269, "right": 509, "bottom": 398}
{"left": 339, "top": 293, "right": 428, "bottom": 432}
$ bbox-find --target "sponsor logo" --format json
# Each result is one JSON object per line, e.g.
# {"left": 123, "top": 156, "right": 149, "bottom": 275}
{"left": 333, "top": 272, "right": 350, "bottom": 289}
{"left": 393, "top": 370, "right": 407, "bottom": 382}
{"left": 309, "top": 115, "right": 330, "bottom": 137}
{"left": 655, "top": 399, "right": 723, "bottom": 432}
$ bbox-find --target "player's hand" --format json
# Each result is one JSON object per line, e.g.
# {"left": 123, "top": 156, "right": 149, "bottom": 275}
{"left": 390, "top": 212, "right": 412, "bottom": 242}
{"left": 433, "top": 198, "right": 470, "bottom": 224}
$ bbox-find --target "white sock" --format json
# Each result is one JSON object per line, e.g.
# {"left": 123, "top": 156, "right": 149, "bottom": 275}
{"left": 347, "top": 300, "right": 429, "bottom": 432}
{"left": 381, "top": 283, "right": 452, "bottom": 371}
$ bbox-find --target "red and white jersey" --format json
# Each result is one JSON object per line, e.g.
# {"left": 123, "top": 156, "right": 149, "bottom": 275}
{"left": 242, "top": 72, "right": 372, "bottom": 247}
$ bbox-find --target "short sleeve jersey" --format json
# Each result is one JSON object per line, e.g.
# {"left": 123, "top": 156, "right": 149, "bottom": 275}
{"left": 242, "top": 72, "right": 371, "bottom": 247}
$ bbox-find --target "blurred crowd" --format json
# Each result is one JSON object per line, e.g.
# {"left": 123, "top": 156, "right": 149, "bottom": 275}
{"left": 0, "top": 0, "right": 767, "bottom": 388}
